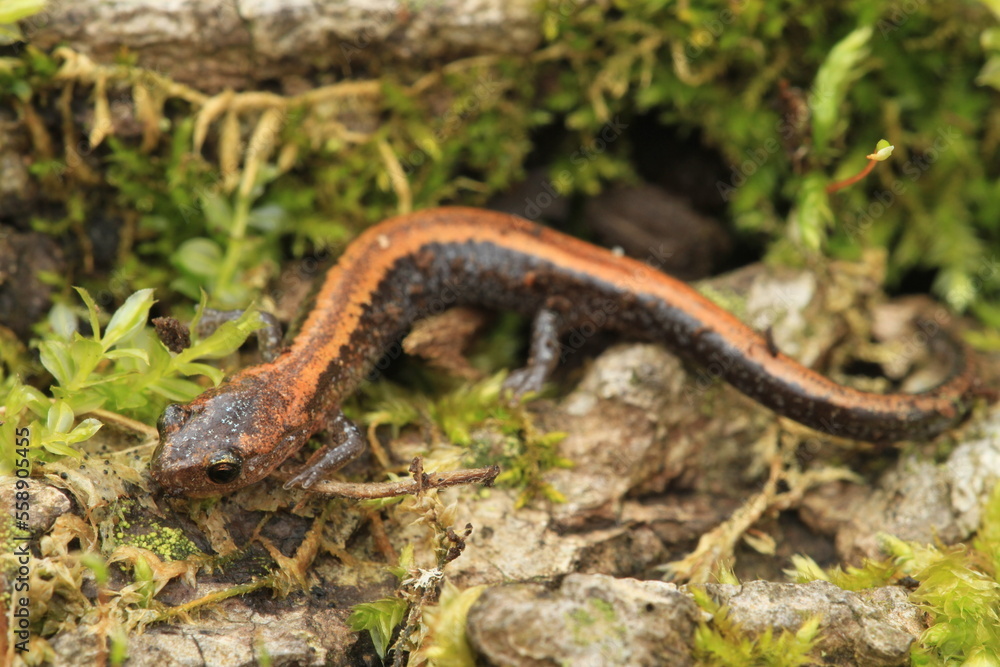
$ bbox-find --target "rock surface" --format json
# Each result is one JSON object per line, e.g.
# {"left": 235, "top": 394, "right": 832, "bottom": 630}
{"left": 467, "top": 573, "right": 701, "bottom": 667}
{"left": 696, "top": 580, "right": 923, "bottom": 667}
{"left": 811, "top": 404, "right": 1000, "bottom": 563}
{"left": 22, "top": 0, "right": 543, "bottom": 92}
{"left": 466, "top": 575, "right": 924, "bottom": 667}
{"left": 0, "top": 477, "right": 71, "bottom": 535}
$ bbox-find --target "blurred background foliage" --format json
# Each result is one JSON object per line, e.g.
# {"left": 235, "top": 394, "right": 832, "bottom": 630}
{"left": 0, "top": 0, "right": 998, "bottom": 368}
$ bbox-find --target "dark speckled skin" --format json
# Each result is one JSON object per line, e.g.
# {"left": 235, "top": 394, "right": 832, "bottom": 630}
{"left": 150, "top": 207, "right": 978, "bottom": 497}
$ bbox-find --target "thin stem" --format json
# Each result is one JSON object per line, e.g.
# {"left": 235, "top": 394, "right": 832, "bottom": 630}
{"left": 826, "top": 158, "right": 877, "bottom": 194}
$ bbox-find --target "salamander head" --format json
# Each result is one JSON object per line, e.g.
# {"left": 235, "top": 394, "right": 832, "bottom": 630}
{"left": 150, "top": 377, "right": 310, "bottom": 497}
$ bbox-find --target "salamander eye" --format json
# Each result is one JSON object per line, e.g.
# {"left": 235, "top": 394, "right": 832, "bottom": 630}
{"left": 206, "top": 451, "right": 243, "bottom": 485}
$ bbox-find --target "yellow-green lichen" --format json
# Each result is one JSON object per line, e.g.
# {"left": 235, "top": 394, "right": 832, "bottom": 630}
{"left": 112, "top": 502, "right": 200, "bottom": 562}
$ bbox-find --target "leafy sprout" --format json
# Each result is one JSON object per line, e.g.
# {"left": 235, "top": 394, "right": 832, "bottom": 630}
{"left": 0, "top": 288, "right": 262, "bottom": 472}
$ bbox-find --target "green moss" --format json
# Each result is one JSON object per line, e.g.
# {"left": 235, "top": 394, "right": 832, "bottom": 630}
{"left": 896, "top": 485, "right": 1000, "bottom": 664}
{"left": 415, "top": 582, "right": 486, "bottom": 667}
{"left": 690, "top": 585, "right": 822, "bottom": 666}
{"left": 0, "top": 289, "right": 260, "bottom": 471}
{"left": 347, "top": 597, "right": 409, "bottom": 660}
{"left": 538, "top": 0, "right": 1000, "bottom": 311}
{"left": 357, "top": 371, "right": 572, "bottom": 507}
{"left": 791, "top": 484, "right": 1000, "bottom": 663}
{"left": 786, "top": 554, "right": 898, "bottom": 592}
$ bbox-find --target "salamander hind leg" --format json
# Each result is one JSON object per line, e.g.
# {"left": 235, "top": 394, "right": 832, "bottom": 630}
{"left": 284, "top": 411, "right": 367, "bottom": 489}
{"left": 503, "top": 308, "right": 562, "bottom": 399}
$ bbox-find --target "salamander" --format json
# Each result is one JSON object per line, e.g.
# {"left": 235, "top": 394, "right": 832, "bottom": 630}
{"left": 150, "top": 207, "right": 978, "bottom": 497}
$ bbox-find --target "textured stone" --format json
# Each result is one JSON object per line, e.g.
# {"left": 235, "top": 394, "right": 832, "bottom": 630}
{"left": 467, "top": 573, "right": 700, "bottom": 667}
{"left": 23, "top": 0, "right": 543, "bottom": 92}
{"left": 696, "top": 580, "right": 921, "bottom": 667}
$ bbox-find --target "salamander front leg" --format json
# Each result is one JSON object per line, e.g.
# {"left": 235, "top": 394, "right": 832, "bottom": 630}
{"left": 503, "top": 308, "right": 561, "bottom": 398}
{"left": 284, "top": 411, "right": 367, "bottom": 490}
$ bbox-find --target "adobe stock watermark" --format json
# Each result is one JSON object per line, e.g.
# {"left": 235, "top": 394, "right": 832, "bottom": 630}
{"left": 681, "top": 283, "right": 805, "bottom": 406}
{"left": 714, "top": 93, "right": 823, "bottom": 203}
{"left": 876, "top": 0, "right": 930, "bottom": 38}
{"left": 715, "top": 138, "right": 782, "bottom": 203}
{"left": 339, "top": 8, "right": 402, "bottom": 66}
{"left": 682, "top": 0, "right": 755, "bottom": 60}
{"left": 396, "top": 70, "right": 506, "bottom": 177}
{"left": 555, "top": 241, "right": 674, "bottom": 363}
{"left": 521, "top": 116, "right": 629, "bottom": 220}
{"left": 944, "top": 254, "right": 1000, "bottom": 311}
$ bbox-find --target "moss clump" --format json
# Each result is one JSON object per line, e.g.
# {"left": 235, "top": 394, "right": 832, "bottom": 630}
{"left": 537, "top": 0, "right": 1000, "bottom": 315}
{"left": 690, "top": 584, "right": 822, "bottom": 666}
{"left": 357, "top": 371, "right": 571, "bottom": 507}
{"left": 790, "top": 484, "right": 1000, "bottom": 663}
{"left": 112, "top": 501, "right": 200, "bottom": 562}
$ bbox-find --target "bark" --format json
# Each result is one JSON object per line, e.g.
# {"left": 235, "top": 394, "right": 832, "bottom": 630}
{"left": 21, "top": 0, "right": 543, "bottom": 92}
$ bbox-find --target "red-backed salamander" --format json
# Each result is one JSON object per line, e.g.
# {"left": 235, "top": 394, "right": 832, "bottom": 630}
{"left": 150, "top": 207, "right": 978, "bottom": 497}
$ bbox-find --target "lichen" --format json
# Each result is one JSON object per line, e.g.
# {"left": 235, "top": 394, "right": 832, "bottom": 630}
{"left": 111, "top": 500, "right": 200, "bottom": 562}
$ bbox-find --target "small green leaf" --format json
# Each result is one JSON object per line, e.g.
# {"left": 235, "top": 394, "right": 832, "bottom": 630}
{"left": 188, "top": 290, "right": 211, "bottom": 336}
{"left": 81, "top": 552, "right": 109, "bottom": 585}
{"left": 68, "top": 338, "right": 105, "bottom": 389}
{"left": 175, "top": 362, "right": 225, "bottom": 384}
{"left": 201, "top": 191, "right": 233, "bottom": 234}
{"left": 40, "top": 440, "right": 84, "bottom": 458}
{"left": 14, "top": 385, "right": 50, "bottom": 418}
{"left": 173, "top": 238, "right": 223, "bottom": 278}
{"left": 63, "top": 392, "right": 107, "bottom": 416}
{"left": 790, "top": 172, "right": 833, "bottom": 250}
{"left": 348, "top": 598, "right": 409, "bottom": 659}
{"left": 102, "top": 289, "right": 155, "bottom": 350}
{"left": 48, "top": 301, "right": 78, "bottom": 340}
{"left": 247, "top": 203, "right": 286, "bottom": 233}
{"left": 103, "top": 348, "right": 150, "bottom": 364}
{"left": 536, "top": 431, "right": 568, "bottom": 447}
{"left": 73, "top": 286, "right": 103, "bottom": 342}
{"left": 46, "top": 400, "right": 75, "bottom": 432}
{"left": 149, "top": 376, "right": 206, "bottom": 402}
{"left": 176, "top": 308, "right": 262, "bottom": 362}
{"left": 64, "top": 418, "right": 103, "bottom": 444}
{"left": 866, "top": 139, "right": 894, "bottom": 161}
{"left": 108, "top": 387, "right": 147, "bottom": 411}
{"left": 38, "top": 340, "right": 74, "bottom": 387}
{"left": 133, "top": 555, "right": 154, "bottom": 582}
{"left": 109, "top": 627, "right": 128, "bottom": 667}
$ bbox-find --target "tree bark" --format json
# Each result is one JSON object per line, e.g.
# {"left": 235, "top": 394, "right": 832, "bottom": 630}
{"left": 22, "top": 0, "right": 543, "bottom": 92}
